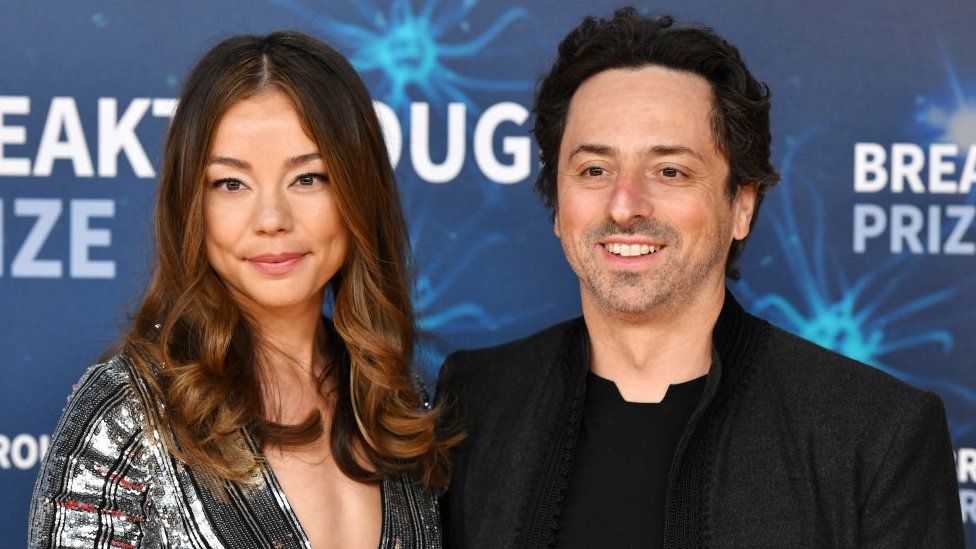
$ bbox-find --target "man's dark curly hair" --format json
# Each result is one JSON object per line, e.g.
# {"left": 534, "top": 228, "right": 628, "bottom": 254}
{"left": 532, "top": 7, "right": 780, "bottom": 279}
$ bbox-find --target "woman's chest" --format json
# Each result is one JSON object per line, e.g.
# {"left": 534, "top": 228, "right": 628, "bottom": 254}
{"left": 266, "top": 451, "right": 383, "bottom": 549}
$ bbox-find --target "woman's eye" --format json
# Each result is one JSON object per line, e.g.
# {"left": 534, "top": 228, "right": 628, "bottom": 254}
{"left": 213, "top": 178, "right": 244, "bottom": 191}
{"left": 661, "top": 167, "right": 681, "bottom": 178}
{"left": 296, "top": 173, "right": 328, "bottom": 186}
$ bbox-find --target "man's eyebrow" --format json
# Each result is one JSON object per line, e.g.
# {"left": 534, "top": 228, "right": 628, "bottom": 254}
{"left": 644, "top": 145, "right": 704, "bottom": 162}
{"left": 568, "top": 144, "right": 705, "bottom": 163}
{"left": 568, "top": 144, "right": 617, "bottom": 160}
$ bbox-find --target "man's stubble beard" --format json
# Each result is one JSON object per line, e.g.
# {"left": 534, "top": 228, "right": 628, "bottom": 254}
{"left": 562, "top": 218, "right": 730, "bottom": 317}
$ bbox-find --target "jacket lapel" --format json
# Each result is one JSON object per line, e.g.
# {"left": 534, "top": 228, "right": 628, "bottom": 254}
{"left": 512, "top": 290, "right": 763, "bottom": 549}
{"left": 514, "top": 319, "right": 589, "bottom": 548}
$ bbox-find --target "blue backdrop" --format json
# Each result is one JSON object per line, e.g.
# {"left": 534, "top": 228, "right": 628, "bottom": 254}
{"left": 2, "top": 1, "right": 975, "bottom": 546}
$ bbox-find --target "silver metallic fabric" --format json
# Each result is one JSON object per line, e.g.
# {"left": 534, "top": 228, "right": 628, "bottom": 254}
{"left": 28, "top": 355, "right": 442, "bottom": 548}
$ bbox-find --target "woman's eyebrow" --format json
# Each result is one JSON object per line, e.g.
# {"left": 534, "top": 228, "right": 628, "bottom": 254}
{"left": 208, "top": 156, "right": 250, "bottom": 169}
{"left": 284, "top": 152, "right": 322, "bottom": 169}
{"left": 206, "top": 153, "right": 321, "bottom": 170}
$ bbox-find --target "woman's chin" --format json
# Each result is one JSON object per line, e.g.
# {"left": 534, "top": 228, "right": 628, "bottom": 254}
{"left": 235, "top": 289, "right": 324, "bottom": 315}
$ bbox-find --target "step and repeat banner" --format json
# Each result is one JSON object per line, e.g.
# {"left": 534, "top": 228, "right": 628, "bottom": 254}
{"left": 1, "top": 0, "right": 974, "bottom": 546}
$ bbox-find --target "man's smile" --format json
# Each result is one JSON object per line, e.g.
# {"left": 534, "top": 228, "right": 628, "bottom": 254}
{"left": 601, "top": 242, "right": 666, "bottom": 257}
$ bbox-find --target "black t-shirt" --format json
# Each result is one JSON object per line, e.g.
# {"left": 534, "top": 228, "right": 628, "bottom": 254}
{"left": 554, "top": 371, "right": 706, "bottom": 549}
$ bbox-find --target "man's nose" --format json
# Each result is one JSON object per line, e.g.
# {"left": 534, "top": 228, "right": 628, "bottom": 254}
{"left": 606, "top": 170, "right": 652, "bottom": 227}
{"left": 251, "top": 186, "right": 292, "bottom": 235}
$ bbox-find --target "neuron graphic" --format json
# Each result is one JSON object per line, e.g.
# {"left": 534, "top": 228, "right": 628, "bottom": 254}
{"left": 736, "top": 46, "right": 976, "bottom": 436}
{"left": 735, "top": 126, "right": 976, "bottom": 435}
{"left": 916, "top": 49, "right": 976, "bottom": 150}
{"left": 915, "top": 49, "right": 976, "bottom": 209}
{"left": 271, "top": 0, "right": 530, "bottom": 109}
{"left": 272, "top": 1, "right": 541, "bottom": 378}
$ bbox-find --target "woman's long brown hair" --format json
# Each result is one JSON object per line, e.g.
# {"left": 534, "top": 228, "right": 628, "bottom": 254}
{"left": 123, "top": 31, "right": 457, "bottom": 487}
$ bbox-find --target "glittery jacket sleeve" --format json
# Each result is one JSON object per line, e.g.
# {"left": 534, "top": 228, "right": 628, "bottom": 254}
{"left": 28, "top": 359, "right": 156, "bottom": 549}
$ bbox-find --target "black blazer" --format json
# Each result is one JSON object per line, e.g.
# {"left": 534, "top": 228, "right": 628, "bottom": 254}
{"left": 436, "top": 291, "right": 963, "bottom": 548}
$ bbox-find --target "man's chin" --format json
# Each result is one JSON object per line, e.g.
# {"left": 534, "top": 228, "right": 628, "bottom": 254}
{"left": 588, "top": 287, "right": 671, "bottom": 317}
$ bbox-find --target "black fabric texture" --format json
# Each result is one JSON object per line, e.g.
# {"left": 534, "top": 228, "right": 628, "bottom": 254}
{"left": 554, "top": 372, "right": 705, "bottom": 549}
{"left": 435, "top": 290, "right": 964, "bottom": 549}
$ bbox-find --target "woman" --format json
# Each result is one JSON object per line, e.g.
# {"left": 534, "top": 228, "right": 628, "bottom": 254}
{"left": 28, "top": 31, "right": 456, "bottom": 549}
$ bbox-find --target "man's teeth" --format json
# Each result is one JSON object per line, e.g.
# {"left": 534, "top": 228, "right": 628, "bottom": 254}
{"left": 606, "top": 243, "right": 661, "bottom": 257}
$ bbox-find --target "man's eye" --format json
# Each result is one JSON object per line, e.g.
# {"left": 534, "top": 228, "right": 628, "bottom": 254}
{"left": 661, "top": 167, "right": 681, "bottom": 178}
{"left": 584, "top": 166, "right": 606, "bottom": 177}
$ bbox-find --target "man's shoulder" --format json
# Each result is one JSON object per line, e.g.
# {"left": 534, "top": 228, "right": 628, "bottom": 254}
{"left": 756, "top": 320, "right": 940, "bottom": 414}
{"left": 435, "top": 317, "right": 581, "bottom": 398}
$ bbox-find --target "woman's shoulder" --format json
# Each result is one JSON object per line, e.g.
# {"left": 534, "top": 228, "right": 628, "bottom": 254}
{"left": 63, "top": 355, "right": 140, "bottom": 416}
{"left": 67, "top": 352, "right": 158, "bottom": 420}
{"left": 79, "top": 352, "right": 137, "bottom": 384}
{"left": 41, "top": 353, "right": 161, "bottom": 463}
{"left": 29, "top": 354, "right": 161, "bottom": 547}
{"left": 38, "top": 352, "right": 164, "bottom": 477}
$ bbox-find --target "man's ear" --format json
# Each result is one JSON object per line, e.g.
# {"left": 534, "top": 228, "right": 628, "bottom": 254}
{"left": 732, "top": 182, "right": 758, "bottom": 240}
{"left": 553, "top": 213, "right": 561, "bottom": 238}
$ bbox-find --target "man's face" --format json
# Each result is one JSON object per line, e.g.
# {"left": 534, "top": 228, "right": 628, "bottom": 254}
{"left": 555, "top": 66, "right": 756, "bottom": 317}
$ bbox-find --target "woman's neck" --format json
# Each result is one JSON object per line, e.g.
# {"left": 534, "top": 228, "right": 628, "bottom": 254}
{"left": 255, "top": 307, "right": 324, "bottom": 370}
{"left": 243, "top": 299, "right": 336, "bottom": 426}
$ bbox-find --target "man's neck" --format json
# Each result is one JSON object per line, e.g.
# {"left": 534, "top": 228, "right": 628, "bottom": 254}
{"left": 582, "top": 281, "right": 726, "bottom": 403}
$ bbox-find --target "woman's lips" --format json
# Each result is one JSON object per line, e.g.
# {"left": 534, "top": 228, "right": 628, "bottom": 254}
{"left": 247, "top": 252, "right": 306, "bottom": 276}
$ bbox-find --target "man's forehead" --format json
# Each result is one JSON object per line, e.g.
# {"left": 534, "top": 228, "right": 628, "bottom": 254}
{"left": 560, "top": 66, "right": 719, "bottom": 159}
{"left": 571, "top": 66, "right": 713, "bottom": 107}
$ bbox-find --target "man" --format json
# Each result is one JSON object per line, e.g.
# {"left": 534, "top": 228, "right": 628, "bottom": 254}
{"left": 436, "top": 8, "right": 964, "bottom": 549}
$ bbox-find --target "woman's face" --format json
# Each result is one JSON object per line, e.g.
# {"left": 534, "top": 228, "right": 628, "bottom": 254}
{"left": 203, "top": 88, "right": 349, "bottom": 316}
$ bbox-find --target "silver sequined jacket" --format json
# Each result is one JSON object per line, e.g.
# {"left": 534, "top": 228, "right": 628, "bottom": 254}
{"left": 28, "top": 355, "right": 443, "bottom": 548}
